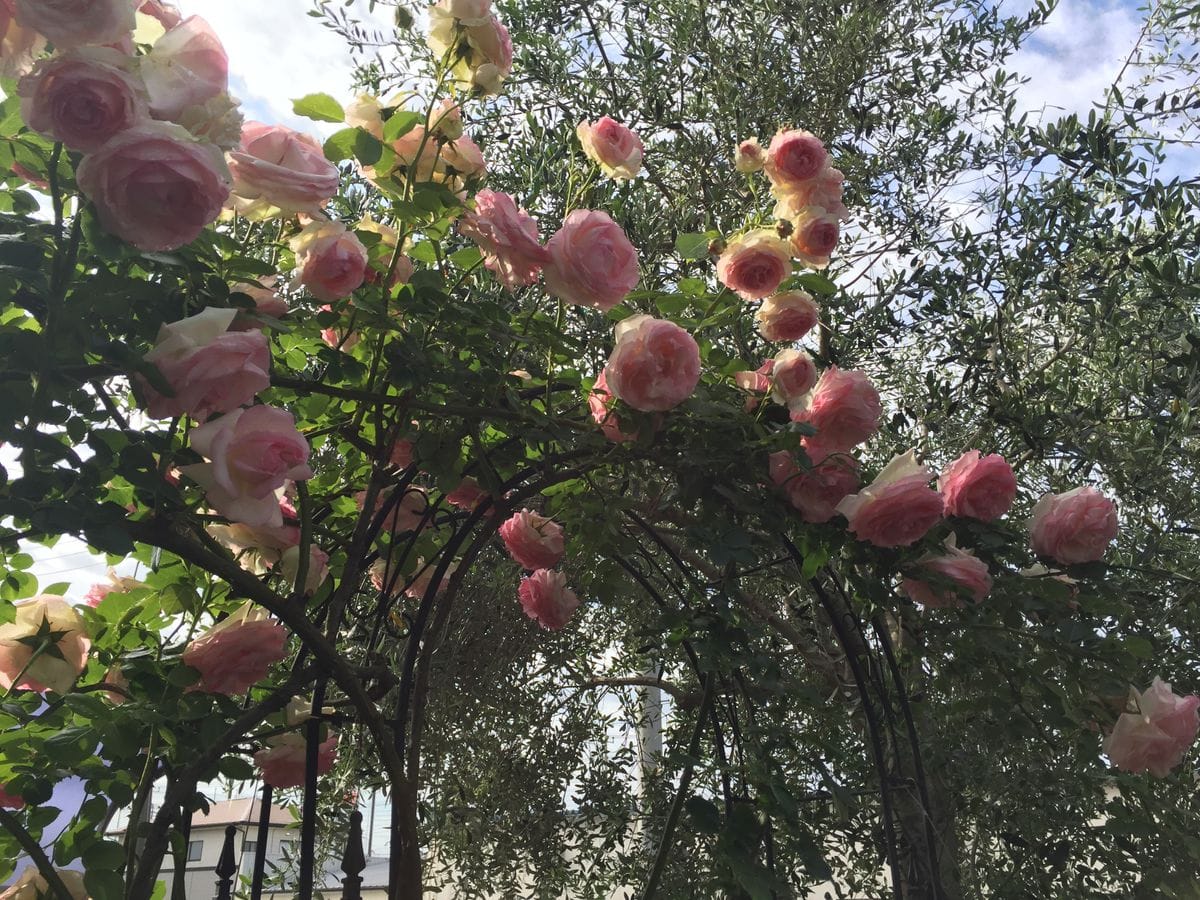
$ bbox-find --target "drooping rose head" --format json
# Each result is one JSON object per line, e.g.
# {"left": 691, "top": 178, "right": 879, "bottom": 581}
{"left": 789, "top": 208, "right": 840, "bottom": 270}
{"left": 277, "top": 544, "right": 329, "bottom": 596}
{"left": 517, "top": 569, "right": 580, "bottom": 630}
{"left": 442, "top": 134, "right": 487, "bottom": 178}
{"left": 768, "top": 448, "right": 860, "bottom": 524}
{"left": 770, "top": 348, "right": 818, "bottom": 409}
{"left": 18, "top": 47, "right": 147, "bottom": 153}
{"left": 182, "top": 602, "right": 288, "bottom": 695}
{"left": 577, "top": 116, "right": 644, "bottom": 180}
{"left": 14, "top": 0, "right": 137, "bottom": 49}
{"left": 764, "top": 129, "right": 829, "bottom": 192}
{"left": 756, "top": 291, "right": 819, "bottom": 343}
{"left": 437, "top": 0, "right": 493, "bottom": 25}
{"left": 181, "top": 405, "right": 313, "bottom": 528}
{"left": 344, "top": 93, "right": 383, "bottom": 138}
{"left": 253, "top": 732, "right": 338, "bottom": 788}
{"left": 139, "top": 16, "right": 228, "bottom": 123}
{"left": 230, "top": 276, "right": 289, "bottom": 327}
{"left": 0, "top": 595, "right": 90, "bottom": 695}
{"left": 790, "top": 367, "right": 881, "bottom": 455}
{"left": 1, "top": 0, "right": 44, "bottom": 79}
{"left": 76, "top": 121, "right": 230, "bottom": 251}
{"left": 290, "top": 220, "right": 369, "bottom": 302}
{"left": 463, "top": 15, "right": 512, "bottom": 93}
{"left": 837, "top": 450, "right": 944, "bottom": 548}
{"left": 901, "top": 538, "right": 992, "bottom": 608}
{"left": 716, "top": 230, "right": 793, "bottom": 300}
{"left": 140, "top": 307, "right": 271, "bottom": 421}
{"left": 499, "top": 508, "right": 565, "bottom": 571}
{"left": 606, "top": 314, "right": 701, "bottom": 413}
{"left": 734, "top": 359, "right": 773, "bottom": 395}
{"left": 460, "top": 189, "right": 550, "bottom": 290}
{"left": 228, "top": 122, "right": 339, "bottom": 217}
{"left": 734, "top": 137, "right": 765, "bottom": 173}
{"left": 938, "top": 450, "right": 1017, "bottom": 522}
{"left": 432, "top": 98, "right": 464, "bottom": 139}
{"left": 1029, "top": 486, "right": 1118, "bottom": 566}
{"left": 588, "top": 368, "right": 639, "bottom": 443}
{"left": 775, "top": 166, "right": 848, "bottom": 220}
{"left": 544, "top": 209, "right": 639, "bottom": 311}
{"left": 445, "top": 476, "right": 488, "bottom": 510}
{"left": 1104, "top": 677, "right": 1200, "bottom": 777}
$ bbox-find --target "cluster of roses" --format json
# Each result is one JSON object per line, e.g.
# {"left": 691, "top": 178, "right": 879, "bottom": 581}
{"left": 426, "top": 0, "right": 513, "bottom": 95}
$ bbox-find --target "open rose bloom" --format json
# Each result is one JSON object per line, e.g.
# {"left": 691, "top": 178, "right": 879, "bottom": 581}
{"left": 0, "top": 595, "right": 91, "bottom": 695}
{"left": 290, "top": 220, "right": 369, "bottom": 302}
{"left": 1029, "top": 486, "right": 1118, "bottom": 565}
{"left": 499, "top": 509, "right": 565, "bottom": 570}
{"left": 769, "top": 348, "right": 818, "bottom": 410}
{"left": 460, "top": 189, "right": 550, "bottom": 290}
{"left": 837, "top": 450, "right": 944, "bottom": 548}
{"left": 182, "top": 602, "right": 288, "bottom": 695}
{"left": 589, "top": 369, "right": 640, "bottom": 442}
{"left": 1104, "top": 677, "right": 1200, "bottom": 777}
{"left": 902, "top": 537, "right": 992, "bottom": 608}
{"left": 517, "top": 569, "right": 580, "bottom": 630}
{"left": 1, "top": 0, "right": 45, "bottom": 79}
{"left": 254, "top": 731, "right": 338, "bottom": 789}
{"left": 769, "top": 449, "right": 860, "bottom": 524}
{"left": 764, "top": 129, "right": 829, "bottom": 193}
{"left": 716, "top": 230, "right": 793, "bottom": 300}
{"left": 228, "top": 122, "right": 339, "bottom": 218}
{"left": 938, "top": 450, "right": 1017, "bottom": 521}
{"left": 577, "top": 116, "right": 644, "bottom": 179}
{"left": 544, "top": 209, "right": 639, "bottom": 311}
{"left": 606, "top": 314, "right": 701, "bottom": 413}
{"left": 790, "top": 366, "right": 881, "bottom": 456}
{"left": 140, "top": 15, "right": 228, "bottom": 121}
{"left": 756, "top": 290, "right": 819, "bottom": 343}
{"left": 356, "top": 485, "right": 430, "bottom": 536}
{"left": 84, "top": 568, "right": 147, "bottom": 607}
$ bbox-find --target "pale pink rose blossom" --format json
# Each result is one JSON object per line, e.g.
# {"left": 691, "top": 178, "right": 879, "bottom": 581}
{"left": 18, "top": 48, "right": 147, "bottom": 152}
{"left": 734, "top": 359, "right": 774, "bottom": 394}
{"left": 1104, "top": 677, "right": 1200, "bottom": 777}
{"left": 183, "top": 602, "right": 288, "bottom": 695}
{"left": 769, "top": 348, "right": 818, "bottom": 409}
{"left": 1029, "top": 486, "right": 1118, "bottom": 565}
{"left": 14, "top": 0, "right": 136, "bottom": 49}
{"left": 577, "top": 116, "right": 644, "bottom": 179}
{"left": 442, "top": 134, "right": 487, "bottom": 178}
{"left": 756, "top": 291, "right": 819, "bottom": 343}
{"left": 901, "top": 537, "right": 992, "bottom": 608}
{"left": 716, "top": 230, "right": 793, "bottom": 300}
{"left": 277, "top": 545, "right": 329, "bottom": 595}
{"left": 0, "top": 596, "right": 90, "bottom": 695}
{"left": 790, "top": 366, "right": 881, "bottom": 455}
{"left": 544, "top": 209, "right": 639, "bottom": 311}
{"left": 404, "top": 557, "right": 458, "bottom": 600}
{"left": 775, "top": 166, "right": 849, "bottom": 220}
{"left": 588, "top": 368, "right": 639, "bottom": 443}
{"left": 103, "top": 664, "right": 129, "bottom": 704}
{"left": 171, "top": 90, "right": 243, "bottom": 151}
{"left": 517, "top": 569, "right": 580, "bottom": 630}
{"left": 768, "top": 449, "right": 860, "bottom": 524}
{"left": 836, "top": 450, "right": 944, "bottom": 548}
{"left": 140, "top": 16, "right": 227, "bottom": 121}
{"left": 228, "top": 122, "right": 339, "bottom": 216}
{"left": 938, "top": 450, "right": 1017, "bottom": 521}
{"left": 460, "top": 189, "right": 551, "bottom": 290}
{"left": 344, "top": 93, "right": 383, "bottom": 138}
{"left": 0, "top": 868, "right": 87, "bottom": 900}
{"left": 207, "top": 502, "right": 300, "bottom": 574}
{"left": 763, "top": 129, "right": 829, "bottom": 193}
{"left": 789, "top": 207, "right": 841, "bottom": 269}
{"left": 390, "top": 439, "right": 415, "bottom": 469}
{"left": 137, "top": 0, "right": 181, "bottom": 28}
{"left": 290, "top": 220, "right": 368, "bottom": 302}
{"left": 0, "top": 785, "right": 23, "bottom": 810}
{"left": 229, "top": 276, "right": 289, "bottom": 328}
{"left": 734, "top": 137, "right": 765, "bottom": 173}
{"left": 463, "top": 15, "right": 511, "bottom": 93}
{"left": 84, "top": 568, "right": 147, "bottom": 607}
{"left": 499, "top": 509, "right": 565, "bottom": 571}
{"left": 446, "top": 476, "right": 488, "bottom": 510}
{"left": 254, "top": 732, "right": 338, "bottom": 788}
{"left": 140, "top": 307, "right": 270, "bottom": 421}
{"left": 1, "top": 0, "right": 45, "bottom": 79}
{"left": 606, "top": 314, "right": 701, "bottom": 413}
{"left": 431, "top": 98, "right": 463, "bottom": 139}
{"left": 181, "top": 406, "right": 313, "bottom": 528}
{"left": 76, "top": 121, "right": 230, "bottom": 251}
{"left": 356, "top": 485, "right": 429, "bottom": 535}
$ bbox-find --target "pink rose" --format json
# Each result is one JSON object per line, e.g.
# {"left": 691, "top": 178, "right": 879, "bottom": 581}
{"left": 544, "top": 209, "right": 639, "bottom": 311}
{"left": 1029, "top": 486, "right": 1118, "bottom": 565}
{"left": 137, "top": 0, "right": 181, "bottom": 28}
{"left": 1, "top": 0, "right": 44, "bottom": 79}
{"left": 356, "top": 485, "right": 429, "bottom": 536}
{"left": 278, "top": 544, "right": 329, "bottom": 596}
{"left": 764, "top": 129, "right": 829, "bottom": 192}
{"left": 938, "top": 450, "right": 1017, "bottom": 521}
{"left": 84, "top": 568, "right": 146, "bottom": 607}
{"left": 14, "top": 0, "right": 136, "bottom": 49}
{"left": 140, "top": 16, "right": 228, "bottom": 122}
{"left": 182, "top": 602, "right": 288, "bottom": 695}
{"left": 431, "top": 98, "right": 463, "bottom": 139}
{"left": 390, "top": 438, "right": 415, "bottom": 469}
{"left": 734, "top": 137, "right": 764, "bottom": 174}
{"left": 901, "top": 538, "right": 992, "bottom": 608}
{"left": 789, "top": 207, "right": 840, "bottom": 269}
{"left": 588, "top": 368, "right": 638, "bottom": 443}
{"left": 76, "top": 121, "right": 230, "bottom": 251}
{"left": 734, "top": 359, "right": 773, "bottom": 394}
{"left": 0, "top": 785, "right": 23, "bottom": 810}
{"left": 140, "top": 307, "right": 271, "bottom": 420}
{"left": 1, "top": 868, "right": 87, "bottom": 900}
{"left": 442, "top": 134, "right": 487, "bottom": 178}
{"left": 769, "top": 348, "right": 817, "bottom": 409}
{"left": 404, "top": 557, "right": 458, "bottom": 601}
{"left": 18, "top": 48, "right": 147, "bottom": 153}
{"left": 344, "top": 93, "right": 383, "bottom": 138}
{"left": 182, "top": 405, "right": 313, "bottom": 528}
{"left": 606, "top": 314, "right": 701, "bottom": 413}
{"left": 208, "top": 507, "right": 301, "bottom": 576}
{"left": 445, "top": 476, "right": 488, "bottom": 510}
{"left": 756, "top": 291, "right": 819, "bottom": 343}
{"left": 716, "top": 230, "right": 793, "bottom": 300}
{"left": 254, "top": 732, "right": 338, "bottom": 788}
{"left": 1104, "top": 677, "right": 1200, "bottom": 777}
{"left": 230, "top": 277, "right": 289, "bottom": 328}
{"left": 228, "top": 122, "right": 339, "bottom": 217}
{"left": 768, "top": 449, "right": 860, "bottom": 524}
{"left": 463, "top": 15, "right": 511, "bottom": 93}
{"left": 499, "top": 509, "right": 565, "bottom": 570}
{"left": 437, "top": 0, "right": 492, "bottom": 24}
{"left": 836, "top": 450, "right": 944, "bottom": 548}
{"left": 577, "top": 116, "right": 643, "bottom": 179}
{"left": 460, "top": 189, "right": 550, "bottom": 290}
{"left": 290, "top": 220, "right": 368, "bottom": 302}
{"left": 775, "top": 166, "right": 848, "bottom": 220}
{"left": 517, "top": 569, "right": 580, "bottom": 630}
{"left": 0, "top": 595, "right": 90, "bottom": 695}
{"left": 789, "top": 366, "right": 881, "bottom": 455}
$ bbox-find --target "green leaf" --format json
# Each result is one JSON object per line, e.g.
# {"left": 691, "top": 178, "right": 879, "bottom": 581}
{"left": 354, "top": 129, "right": 384, "bottom": 166}
{"left": 794, "top": 272, "right": 838, "bottom": 295}
{"left": 82, "top": 840, "right": 126, "bottom": 869}
{"left": 676, "top": 232, "right": 716, "bottom": 260}
{"left": 322, "top": 128, "right": 358, "bottom": 163}
{"left": 292, "top": 92, "right": 344, "bottom": 123}
{"left": 217, "top": 756, "right": 255, "bottom": 781}
{"left": 382, "top": 110, "right": 422, "bottom": 142}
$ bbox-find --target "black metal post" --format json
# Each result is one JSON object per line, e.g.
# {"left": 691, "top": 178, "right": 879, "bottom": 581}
{"left": 215, "top": 824, "right": 238, "bottom": 900}
{"left": 249, "top": 783, "right": 273, "bottom": 900}
{"left": 297, "top": 682, "right": 327, "bottom": 900}
{"left": 341, "top": 810, "right": 366, "bottom": 900}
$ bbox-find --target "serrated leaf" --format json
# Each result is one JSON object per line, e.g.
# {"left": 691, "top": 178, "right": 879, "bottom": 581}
{"left": 292, "top": 92, "right": 344, "bottom": 123}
